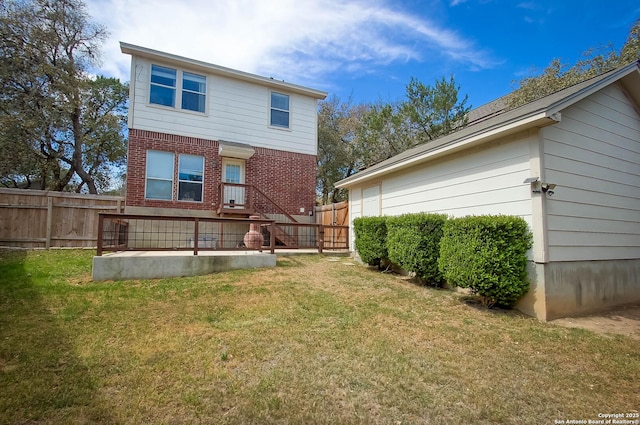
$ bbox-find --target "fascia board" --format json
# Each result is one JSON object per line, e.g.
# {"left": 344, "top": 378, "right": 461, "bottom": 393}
{"left": 336, "top": 111, "right": 555, "bottom": 188}
{"left": 336, "top": 62, "right": 640, "bottom": 189}
{"left": 545, "top": 63, "right": 640, "bottom": 117}
{"left": 120, "top": 42, "right": 328, "bottom": 100}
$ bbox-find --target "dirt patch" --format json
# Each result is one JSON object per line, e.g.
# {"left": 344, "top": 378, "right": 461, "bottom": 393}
{"left": 551, "top": 304, "right": 640, "bottom": 341}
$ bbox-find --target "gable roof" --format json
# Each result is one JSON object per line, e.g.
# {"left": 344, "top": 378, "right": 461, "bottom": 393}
{"left": 120, "top": 42, "right": 328, "bottom": 100}
{"left": 337, "top": 61, "right": 640, "bottom": 188}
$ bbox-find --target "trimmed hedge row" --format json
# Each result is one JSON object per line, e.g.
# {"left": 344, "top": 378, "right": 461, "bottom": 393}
{"left": 438, "top": 215, "right": 533, "bottom": 307}
{"left": 353, "top": 214, "right": 533, "bottom": 308}
{"left": 386, "top": 213, "right": 447, "bottom": 285}
{"left": 353, "top": 216, "right": 388, "bottom": 268}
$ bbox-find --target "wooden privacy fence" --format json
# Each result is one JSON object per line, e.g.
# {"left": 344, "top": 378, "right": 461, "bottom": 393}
{"left": 315, "top": 201, "right": 348, "bottom": 226}
{"left": 315, "top": 201, "right": 348, "bottom": 249}
{"left": 0, "top": 188, "right": 125, "bottom": 249}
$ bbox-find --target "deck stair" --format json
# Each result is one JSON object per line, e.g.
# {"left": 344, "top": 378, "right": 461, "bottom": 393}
{"left": 217, "top": 182, "right": 301, "bottom": 247}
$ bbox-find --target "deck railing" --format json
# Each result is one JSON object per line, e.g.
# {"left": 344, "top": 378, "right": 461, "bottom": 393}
{"left": 218, "top": 183, "right": 254, "bottom": 213}
{"left": 217, "top": 182, "right": 318, "bottom": 249}
{"left": 217, "top": 182, "right": 301, "bottom": 222}
{"left": 97, "top": 213, "right": 349, "bottom": 256}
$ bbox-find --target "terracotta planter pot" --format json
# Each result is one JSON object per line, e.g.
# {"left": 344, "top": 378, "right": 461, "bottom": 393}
{"left": 244, "top": 215, "right": 264, "bottom": 249}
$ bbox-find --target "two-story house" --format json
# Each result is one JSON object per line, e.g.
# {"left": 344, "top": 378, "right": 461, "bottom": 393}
{"left": 120, "top": 42, "right": 327, "bottom": 220}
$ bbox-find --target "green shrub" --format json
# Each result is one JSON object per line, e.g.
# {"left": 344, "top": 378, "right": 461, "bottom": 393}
{"left": 438, "top": 215, "right": 533, "bottom": 308}
{"left": 386, "top": 213, "right": 448, "bottom": 285}
{"left": 353, "top": 216, "right": 388, "bottom": 267}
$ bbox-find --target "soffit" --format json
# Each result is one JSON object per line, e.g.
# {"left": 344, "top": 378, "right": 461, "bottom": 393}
{"left": 120, "top": 42, "right": 328, "bottom": 99}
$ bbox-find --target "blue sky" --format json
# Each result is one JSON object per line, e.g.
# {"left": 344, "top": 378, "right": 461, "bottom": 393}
{"left": 88, "top": 0, "right": 639, "bottom": 110}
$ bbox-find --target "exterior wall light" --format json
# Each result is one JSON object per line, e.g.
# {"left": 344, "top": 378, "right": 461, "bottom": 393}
{"left": 541, "top": 183, "right": 556, "bottom": 196}
{"left": 523, "top": 177, "right": 556, "bottom": 196}
{"left": 524, "top": 177, "right": 541, "bottom": 193}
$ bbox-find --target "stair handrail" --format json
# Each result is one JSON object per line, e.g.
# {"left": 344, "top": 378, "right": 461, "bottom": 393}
{"left": 250, "top": 184, "right": 300, "bottom": 223}
{"left": 217, "top": 182, "right": 301, "bottom": 246}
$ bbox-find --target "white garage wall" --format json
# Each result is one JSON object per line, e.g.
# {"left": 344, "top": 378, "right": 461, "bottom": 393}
{"left": 543, "top": 82, "right": 640, "bottom": 261}
{"left": 379, "top": 135, "right": 534, "bottom": 226}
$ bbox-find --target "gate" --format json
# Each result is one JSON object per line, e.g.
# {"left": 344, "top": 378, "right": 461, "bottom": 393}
{"left": 315, "top": 201, "right": 348, "bottom": 250}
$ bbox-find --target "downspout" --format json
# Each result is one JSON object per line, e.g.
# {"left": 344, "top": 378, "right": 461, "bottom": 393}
{"left": 528, "top": 128, "right": 549, "bottom": 264}
{"left": 524, "top": 126, "right": 552, "bottom": 320}
{"left": 129, "top": 60, "right": 142, "bottom": 129}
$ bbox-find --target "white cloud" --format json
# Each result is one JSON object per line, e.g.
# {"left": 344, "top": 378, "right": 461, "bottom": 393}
{"left": 516, "top": 2, "right": 538, "bottom": 10}
{"left": 86, "top": 0, "right": 494, "bottom": 88}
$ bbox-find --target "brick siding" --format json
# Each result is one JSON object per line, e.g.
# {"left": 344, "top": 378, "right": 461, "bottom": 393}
{"left": 126, "top": 129, "right": 317, "bottom": 216}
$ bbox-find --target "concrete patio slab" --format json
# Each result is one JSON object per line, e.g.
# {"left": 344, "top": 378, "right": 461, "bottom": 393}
{"left": 92, "top": 249, "right": 349, "bottom": 281}
{"left": 92, "top": 250, "right": 276, "bottom": 281}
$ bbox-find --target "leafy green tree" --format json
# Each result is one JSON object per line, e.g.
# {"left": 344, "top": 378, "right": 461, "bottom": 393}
{"left": 508, "top": 18, "right": 640, "bottom": 108}
{"left": 401, "top": 76, "right": 470, "bottom": 144}
{"left": 620, "top": 18, "right": 640, "bottom": 64}
{"left": 74, "top": 76, "right": 128, "bottom": 193}
{"left": 0, "top": 0, "right": 128, "bottom": 193}
{"left": 317, "top": 96, "right": 366, "bottom": 204}
{"left": 354, "top": 75, "right": 469, "bottom": 168}
{"left": 353, "top": 101, "right": 411, "bottom": 168}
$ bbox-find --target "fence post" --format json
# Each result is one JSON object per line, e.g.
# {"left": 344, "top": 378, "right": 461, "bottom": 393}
{"left": 270, "top": 222, "right": 276, "bottom": 254}
{"left": 332, "top": 203, "right": 335, "bottom": 224}
{"left": 318, "top": 225, "right": 324, "bottom": 254}
{"left": 331, "top": 204, "right": 336, "bottom": 249}
{"left": 45, "top": 195, "right": 53, "bottom": 249}
{"left": 97, "top": 213, "right": 104, "bottom": 256}
{"left": 193, "top": 218, "right": 199, "bottom": 256}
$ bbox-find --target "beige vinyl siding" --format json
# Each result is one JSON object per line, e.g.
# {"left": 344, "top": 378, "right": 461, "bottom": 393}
{"left": 543, "top": 82, "right": 640, "bottom": 261}
{"left": 348, "top": 188, "right": 362, "bottom": 251}
{"left": 379, "top": 136, "right": 533, "bottom": 225}
{"left": 362, "top": 185, "right": 381, "bottom": 217}
{"left": 129, "top": 58, "right": 318, "bottom": 156}
{"left": 350, "top": 188, "right": 362, "bottom": 218}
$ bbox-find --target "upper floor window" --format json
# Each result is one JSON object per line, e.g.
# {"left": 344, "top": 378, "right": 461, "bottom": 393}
{"left": 149, "top": 65, "right": 206, "bottom": 113}
{"left": 182, "top": 72, "right": 206, "bottom": 113}
{"left": 270, "top": 92, "right": 290, "bottom": 128}
{"left": 150, "top": 65, "right": 176, "bottom": 107}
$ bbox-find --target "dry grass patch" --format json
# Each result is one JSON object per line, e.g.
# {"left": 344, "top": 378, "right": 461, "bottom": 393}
{"left": 0, "top": 250, "right": 638, "bottom": 424}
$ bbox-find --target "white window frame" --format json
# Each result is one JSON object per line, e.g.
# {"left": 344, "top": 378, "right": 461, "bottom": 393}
{"left": 181, "top": 72, "right": 207, "bottom": 113}
{"left": 269, "top": 91, "right": 290, "bottom": 129}
{"left": 177, "top": 154, "right": 204, "bottom": 202}
{"left": 145, "top": 150, "right": 175, "bottom": 200}
{"left": 149, "top": 64, "right": 207, "bottom": 114}
{"left": 149, "top": 65, "right": 177, "bottom": 108}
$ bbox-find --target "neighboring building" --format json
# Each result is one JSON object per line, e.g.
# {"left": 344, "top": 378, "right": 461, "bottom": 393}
{"left": 120, "top": 42, "right": 327, "bottom": 219}
{"left": 337, "top": 62, "right": 640, "bottom": 320}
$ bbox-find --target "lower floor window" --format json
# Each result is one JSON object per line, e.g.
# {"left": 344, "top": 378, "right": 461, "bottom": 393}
{"left": 178, "top": 154, "right": 204, "bottom": 201}
{"left": 145, "top": 151, "right": 204, "bottom": 202}
{"left": 146, "top": 151, "right": 174, "bottom": 200}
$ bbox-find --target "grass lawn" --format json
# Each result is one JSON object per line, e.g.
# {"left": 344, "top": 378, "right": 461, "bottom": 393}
{"left": 0, "top": 250, "right": 638, "bottom": 424}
